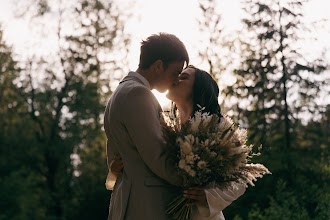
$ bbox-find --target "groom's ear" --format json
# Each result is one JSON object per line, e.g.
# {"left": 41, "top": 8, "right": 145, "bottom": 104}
{"left": 153, "top": 60, "right": 164, "bottom": 73}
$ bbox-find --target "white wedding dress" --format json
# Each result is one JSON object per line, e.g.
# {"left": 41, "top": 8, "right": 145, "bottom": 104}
{"left": 192, "top": 183, "right": 246, "bottom": 220}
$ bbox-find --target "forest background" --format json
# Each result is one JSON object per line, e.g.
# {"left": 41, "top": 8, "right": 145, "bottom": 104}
{"left": 0, "top": 0, "right": 329, "bottom": 219}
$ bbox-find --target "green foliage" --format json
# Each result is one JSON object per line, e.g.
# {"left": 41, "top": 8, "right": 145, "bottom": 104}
{"left": 197, "top": 0, "right": 226, "bottom": 78}
{"left": 224, "top": 0, "right": 328, "bottom": 151}
{"left": 219, "top": 0, "right": 330, "bottom": 219}
{"left": 262, "top": 180, "right": 310, "bottom": 220}
{"left": 0, "top": 26, "right": 48, "bottom": 220}
{"left": 1, "top": 0, "right": 329, "bottom": 219}
{"left": 224, "top": 107, "right": 330, "bottom": 219}
{"left": 1, "top": 0, "right": 130, "bottom": 219}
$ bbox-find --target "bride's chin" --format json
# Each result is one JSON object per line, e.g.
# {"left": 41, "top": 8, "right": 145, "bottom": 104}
{"left": 166, "top": 94, "right": 174, "bottom": 102}
{"left": 166, "top": 92, "right": 176, "bottom": 102}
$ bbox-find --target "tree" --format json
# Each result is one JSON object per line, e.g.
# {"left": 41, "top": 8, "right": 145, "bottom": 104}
{"left": 197, "top": 0, "right": 227, "bottom": 79}
{"left": 0, "top": 26, "right": 49, "bottom": 220}
{"left": 224, "top": 0, "right": 328, "bottom": 152}
{"left": 59, "top": 1, "right": 131, "bottom": 218}
{"left": 223, "top": 0, "right": 329, "bottom": 219}
{"left": 3, "top": 0, "right": 133, "bottom": 219}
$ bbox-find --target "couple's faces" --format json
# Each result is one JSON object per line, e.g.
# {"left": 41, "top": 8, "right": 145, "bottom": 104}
{"left": 166, "top": 67, "right": 195, "bottom": 103}
{"left": 154, "top": 61, "right": 184, "bottom": 93}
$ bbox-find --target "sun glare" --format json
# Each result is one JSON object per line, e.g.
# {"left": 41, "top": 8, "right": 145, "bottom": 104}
{"left": 152, "top": 89, "right": 172, "bottom": 110}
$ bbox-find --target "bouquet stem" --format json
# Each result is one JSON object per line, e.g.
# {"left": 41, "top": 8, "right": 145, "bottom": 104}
{"left": 166, "top": 195, "right": 193, "bottom": 220}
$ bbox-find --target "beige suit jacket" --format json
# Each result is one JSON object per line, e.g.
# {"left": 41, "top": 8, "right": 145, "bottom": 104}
{"left": 104, "top": 72, "right": 182, "bottom": 220}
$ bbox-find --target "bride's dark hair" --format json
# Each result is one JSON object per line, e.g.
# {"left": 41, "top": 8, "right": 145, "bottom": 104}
{"left": 171, "top": 65, "right": 222, "bottom": 119}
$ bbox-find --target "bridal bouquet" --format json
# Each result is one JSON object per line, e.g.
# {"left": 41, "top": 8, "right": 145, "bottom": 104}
{"left": 161, "top": 107, "right": 271, "bottom": 220}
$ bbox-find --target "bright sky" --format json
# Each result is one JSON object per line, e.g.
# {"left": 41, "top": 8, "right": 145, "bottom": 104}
{"left": 0, "top": 0, "right": 329, "bottom": 108}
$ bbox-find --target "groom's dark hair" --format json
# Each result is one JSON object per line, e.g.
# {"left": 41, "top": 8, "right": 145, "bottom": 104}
{"left": 138, "top": 33, "right": 189, "bottom": 70}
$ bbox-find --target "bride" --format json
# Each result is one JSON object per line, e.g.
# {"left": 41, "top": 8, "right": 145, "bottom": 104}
{"left": 108, "top": 65, "right": 246, "bottom": 220}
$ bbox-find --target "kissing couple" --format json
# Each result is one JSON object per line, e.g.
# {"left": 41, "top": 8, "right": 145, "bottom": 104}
{"left": 104, "top": 33, "right": 246, "bottom": 220}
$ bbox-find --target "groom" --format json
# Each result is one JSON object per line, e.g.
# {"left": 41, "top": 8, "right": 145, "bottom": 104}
{"left": 104, "top": 33, "right": 189, "bottom": 220}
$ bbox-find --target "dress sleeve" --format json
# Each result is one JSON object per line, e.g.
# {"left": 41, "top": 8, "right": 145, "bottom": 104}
{"left": 197, "top": 182, "right": 246, "bottom": 217}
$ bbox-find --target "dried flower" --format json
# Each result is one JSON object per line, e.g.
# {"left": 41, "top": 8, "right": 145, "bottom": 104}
{"left": 185, "top": 134, "right": 195, "bottom": 144}
{"left": 184, "top": 165, "right": 191, "bottom": 172}
{"left": 176, "top": 137, "right": 183, "bottom": 145}
{"left": 179, "top": 159, "right": 186, "bottom": 169}
{"left": 185, "top": 154, "right": 195, "bottom": 165}
{"left": 181, "top": 142, "right": 192, "bottom": 155}
{"left": 190, "top": 122, "right": 199, "bottom": 133}
{"left": 161, "top": 109, "right": 271, "bottom": 220}
{"left": 210, "top": 151, "right": 217, "bottom": 157}
{"left": 188, "top": 170, "right": 196, "bottom": 177}
{"left": 197, "top": 161, "right": 207, "bottom": 169}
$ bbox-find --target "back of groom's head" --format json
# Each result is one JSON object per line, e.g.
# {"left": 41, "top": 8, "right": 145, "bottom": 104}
{"left": 138, "top": 33, "right": 189, "bottom": 70}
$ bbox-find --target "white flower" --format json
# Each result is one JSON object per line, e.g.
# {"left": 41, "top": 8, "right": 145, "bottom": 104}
{"left": 194, "top": 110, "right": 202, "bottom": 119}
{"left": 202, "top": 112, "right": 209, "bottom": 119}
{"left": 236, "top": 128, "right": 247, "bottom": 144}
{"left": 210, "top": 140, "right": 216, "bottom": 146}
{"left": 181, "top": 142, "right": 192, "bottom": 155}
{"left": 205, "top": 168, "right": 211, "bottom": 173}
{"left": 197, "top": 161, "right": 207, "bottom": 169}
{"left": 179, "top": 159, "right": 186, "bottom": 169}
{"left": 218, "top": 116, "right": 233, "bottom": 133}
{"left": 188, "top": 169, "right": 196, "bottom": 177}
{"left": 190, "top": 122, "right": 199, "bottom": 133}
{"left": 184, "top": 165, "right": 191, "bottom": 172}
{"left": 202, "top": 115, "right": 212, "bottom": 127}
{"left": 196, "top": 104, "right": 205, "bottom": 111}
{"left": 204, "top": 139, "right": 209, "bottom": 146}
{"left": 190, "top": 112, "right": 202, "bottom": 133}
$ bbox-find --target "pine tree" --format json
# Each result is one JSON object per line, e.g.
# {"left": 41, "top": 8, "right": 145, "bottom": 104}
{"left": 0, "top": 26, "right": 49, "bottom": 220}
{"left": 223, "top": 1, "right": 329, "bottom": 219}
{"left": 197, "top": 0, "right": 226, "bottom": 79}
{"left": 224, "top": 0, "right": 328, "bottom": 151}
{"left": 7, "top": 0, "right": 132, "bottom": 218}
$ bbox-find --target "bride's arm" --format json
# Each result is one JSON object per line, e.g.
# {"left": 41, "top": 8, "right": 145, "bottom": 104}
{"left": 105, "top": 149, "right": 123, "bottom": 190}
{"left": 196, "top": 183, "right": 246, "bottom": 218}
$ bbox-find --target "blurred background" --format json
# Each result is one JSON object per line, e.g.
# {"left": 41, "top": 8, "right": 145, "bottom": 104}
{"left": 0, "top": 0, "right": 329, "bottom": 219}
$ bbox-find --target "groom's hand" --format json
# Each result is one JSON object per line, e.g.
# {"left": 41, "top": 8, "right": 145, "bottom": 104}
{"left": 111, "top": 154, "right": 124, "bottom": 178}
{"left": 183, "top": 187, "right": 208, "bottom": 207}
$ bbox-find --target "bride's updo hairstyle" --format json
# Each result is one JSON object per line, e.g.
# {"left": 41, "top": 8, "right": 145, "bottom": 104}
{"left": 188, "top": 65, "right": 222, "bottom": 119}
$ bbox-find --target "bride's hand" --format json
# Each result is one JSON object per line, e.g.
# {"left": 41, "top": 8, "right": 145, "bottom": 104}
{"left": 183, "top": 187, "right": 208, "bottom": 207}
{"left": 111, "top": 154, "right": 124, "bottom": 178}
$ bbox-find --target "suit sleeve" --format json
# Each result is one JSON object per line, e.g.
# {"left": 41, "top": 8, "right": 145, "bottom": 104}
{"left": 197, "top": 183, "right": 246, "bottom": 217}
{"left": 122, "top": 86, "right": 182, "bottom": 186}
